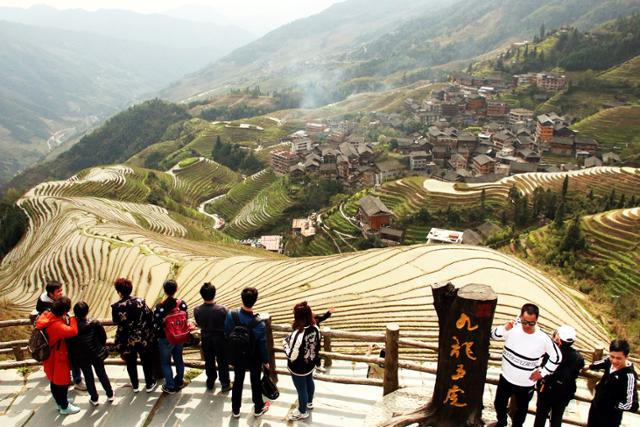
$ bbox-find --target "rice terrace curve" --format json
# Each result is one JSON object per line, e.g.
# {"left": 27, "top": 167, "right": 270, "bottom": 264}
{"left": 2, "top": 165, "right": 633, "bottom": 358}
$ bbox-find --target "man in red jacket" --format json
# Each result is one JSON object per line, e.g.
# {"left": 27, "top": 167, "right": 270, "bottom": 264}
{"left": 35, "top": 296, "right": 81, "bottom": 415}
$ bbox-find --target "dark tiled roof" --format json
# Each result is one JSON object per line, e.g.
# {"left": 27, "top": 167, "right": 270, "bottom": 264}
{"left": 359, "top": 195, "right": 393, "bottom": 217}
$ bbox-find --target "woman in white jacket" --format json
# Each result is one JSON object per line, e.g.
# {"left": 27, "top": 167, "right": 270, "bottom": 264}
{"left": 283, "top": 302, "right": 321, "bottom": 421}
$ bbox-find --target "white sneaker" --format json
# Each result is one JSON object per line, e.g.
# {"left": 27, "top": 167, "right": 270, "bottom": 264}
{"left": 59, "top": 403, "right": 81, "bottom": 415}
{"left": 107, "top": 395, "right": 114, "bottom": 403}
{"left": 306, "top": 402, "right": 314, "bottom": 410}
{"left": 90, "top": 398, "right": 99, "bottom": 406}
{"left": 232, "top": 411, "right": 240, "bottom": 418}
{"left": 288, "top": 409, "right": 309, "bottom": 420}
{"left": 132, "top": 385, "right": 140, "bottom": 393}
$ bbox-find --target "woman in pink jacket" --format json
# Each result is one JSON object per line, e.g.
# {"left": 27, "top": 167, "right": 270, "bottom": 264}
{"left": 35, "top": 296, "right": 80, "bottom": 415}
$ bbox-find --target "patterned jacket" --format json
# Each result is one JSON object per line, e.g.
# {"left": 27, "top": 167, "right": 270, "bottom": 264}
{"left": 111, "top": 295, "right": 155, "bottom": 355}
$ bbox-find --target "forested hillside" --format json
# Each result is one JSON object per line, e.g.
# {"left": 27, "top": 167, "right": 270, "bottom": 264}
{"left": 481, "top": 13, "right": 640, "bottom": 75}
{"left": 4, "top": 100, "right": 189, "bottom": 195}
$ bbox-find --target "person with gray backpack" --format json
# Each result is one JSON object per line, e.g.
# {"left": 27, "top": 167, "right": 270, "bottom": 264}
{"left": 224, "top": 287, "right": 270, "bottom": 418}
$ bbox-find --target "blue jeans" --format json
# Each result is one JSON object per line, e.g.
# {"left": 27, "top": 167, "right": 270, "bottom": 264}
{"left": 158, "top": 338, "right": 184, "bottom": 389}
{"left": 291, "top": 373, "right": 315, "bottom": 414}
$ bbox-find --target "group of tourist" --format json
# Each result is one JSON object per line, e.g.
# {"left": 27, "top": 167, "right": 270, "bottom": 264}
{"left": 491, "top": 303, "right": 638, "bottom": 427}
{"left": 32, "top": 279, "right": 331, "bottom": 420}
{"left": 30, "top": 282, "right": 638, "bottom": 425}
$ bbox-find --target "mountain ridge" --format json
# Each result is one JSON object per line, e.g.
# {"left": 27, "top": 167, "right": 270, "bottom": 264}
{"left": 160, "top": 0, "right": 640, "bottom": 103}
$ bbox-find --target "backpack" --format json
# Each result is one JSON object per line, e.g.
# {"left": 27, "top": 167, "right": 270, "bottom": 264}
{"left": 163, "top": 299, "right": 191, "bottom": 345}
{"left": 226, "top": 310, "right": 260, "bottom": 367}
{"left": 28, "top": 327, "right": 50, "bottom": 362}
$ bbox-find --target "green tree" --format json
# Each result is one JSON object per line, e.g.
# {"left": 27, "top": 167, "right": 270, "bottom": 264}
{"left": 554, "top": 200, "right": 566, "bottom": 228}
{"left": 618, "top": 194, "right": 626, "bottom": 209}
{"left": 0, "top": 191, "right": 28, "bottom": 260}
{"left": 561, "top": 176, "right": 569, "bottom": 200}
{"left": 560, "top": 216, "right": 586, "bottom": 253}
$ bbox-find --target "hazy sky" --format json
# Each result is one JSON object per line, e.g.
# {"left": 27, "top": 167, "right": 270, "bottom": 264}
{"left": 0, "top": 1, "right": 344, "bottom": 34}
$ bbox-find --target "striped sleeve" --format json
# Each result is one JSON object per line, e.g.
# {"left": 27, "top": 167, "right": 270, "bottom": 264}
{"left": 540, "top": 335, "right": 562, "bottom": 377}
{"left": 617, "top": 372, "right": 637, "bottom": 411}
{"left": 491, "top": 325, "right": 508, "bottom": 341}
{"left": 589, "top": 358, "right": 609, "bottom": 371}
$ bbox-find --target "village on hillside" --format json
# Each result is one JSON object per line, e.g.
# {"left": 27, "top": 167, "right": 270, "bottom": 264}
{"left": 256, "top": 66, "right": 627, "bottom": 252}
{"left": 270, "top": 69, "right": 622, "bottom": 189}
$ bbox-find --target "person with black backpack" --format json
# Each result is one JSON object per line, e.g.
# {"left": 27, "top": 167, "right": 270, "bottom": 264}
{"left": 153, "top": 279, "right": 189, "bottom": 394}
{"left": 31, "top": 280, "right": 86, "bottom": 391}
{"left": 34, "top": 297, "right": 80, "bottom": 415}
{"left": 194, "top": 282, "right": 231, "bottom": 392}
{"left": 111, "top": 277, "right": 157, "bottom": 394}
{"left": 224, "top": 287, "right": 270, "bottom": 418}
{"left": 533, "top": 325, "right": 584, "bottom": 427}
{"left": 67, "top": 302, "right": 114, "bottom": 406}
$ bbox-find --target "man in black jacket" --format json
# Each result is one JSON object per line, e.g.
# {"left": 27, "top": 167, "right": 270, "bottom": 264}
{"left": 32, "top": 280, "right": 85, "bottom": 391}
{"left": 34, "top": 280, "right": 63, "bottom": 314}
{"left": 533, "top": 325, "right": 584, "bottom": 427}
{"left": 587, "top": 339, "right": 639, "bottom": 427}
{"left": 194, "top": 282, "right": 231, "bottom": 391}
{"left": 224, "top": 287, "right": 270, "bottom": 418}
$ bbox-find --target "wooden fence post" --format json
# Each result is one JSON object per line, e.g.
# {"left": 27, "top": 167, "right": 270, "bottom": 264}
{"left": 383, "top": 323, "right": 400, "bottom": 396}
{"left": 323, "top": 327, "right": 332, "bottom": 368}
{"left": 380, "top": 282, "right": 497, "bottom": 427}
{"left": 263, "top": 313, "right": 278, "bottom": 383}
{"left": 592, "top": 347, "right": 604, "bottom": 363}
{"left": 12, "top": 346, "right": 24, "bottom": 361}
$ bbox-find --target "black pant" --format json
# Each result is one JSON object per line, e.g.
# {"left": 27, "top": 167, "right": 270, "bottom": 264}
{"left": 50, "top": 383, "right": 69, "bottom": 409}
{"left": 122, "top": 343, "right": 155, "bottom": 389}
{"left": 534, "top": 393, "right": 569, "bottom": 427}
{"left": 587, "top": 401, "right": 623, "bottom": 427}
{"left": 232, "top": 362, "right": 264, "bottom": 413}
{"left": 494, "top": 375, "right": 535, "bottom": 427}
{"left": 80, "top": 360, "right": 113, "bottom": 401}
{"left": 202, "top": 335, "right": 230, "bottom": 387}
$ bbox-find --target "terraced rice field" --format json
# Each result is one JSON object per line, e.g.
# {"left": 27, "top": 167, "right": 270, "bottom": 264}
{"left": 425, "top": 167, "right": 640, "bottom": 202}
{"left": 0, "top": 166, "right": 614, "bottom": 361}
{"left": 29, "top": 165, "right": 149, "bottom": 203}
{"left": 572, "top": 107, "right": 640, "bottom": 153}
{"left": 580, "top": 207, "right": 640, "bottom": 295}
{"left": 171, "top": 158, "right": 241, "bottom": 205}
{"left": 223, "top": 178, "right": 295, "bottom": 239}
{"left": 204, "top": 169, "right": 277, "bottom": 221}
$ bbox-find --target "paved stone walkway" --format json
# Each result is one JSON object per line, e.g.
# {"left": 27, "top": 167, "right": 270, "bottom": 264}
{"left": 1, "top": 361, "right": 639, "bottom": 426}
{"left": 0, "top": 361, "right": 380, "bottom": 426}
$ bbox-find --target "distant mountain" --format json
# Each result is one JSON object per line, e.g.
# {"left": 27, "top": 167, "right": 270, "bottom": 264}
{"left": 0, "top": 6, "right": 255, "bottom": 186}
{"left": 0, "top": 5, "right": 254, "bottom": 54}
{"left": 159, "top": 0, "right": 458, "bottom": 101}
{"left": 161, "top": 4, "right": 247, "bottom": 31}
{"left": 160, "top": 0, "right": 640, "bottom": 104}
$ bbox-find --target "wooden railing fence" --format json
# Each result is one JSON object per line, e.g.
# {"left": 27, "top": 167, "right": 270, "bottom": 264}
{"left": 0, "top": 316, "right": 638, "bottom": 427}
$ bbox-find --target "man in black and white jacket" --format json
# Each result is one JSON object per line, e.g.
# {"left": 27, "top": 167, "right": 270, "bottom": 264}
{"left": 491, "top": 303, "right": 562, "bottom": 427}
{"left": 587, "top": 339, "right": 638, "bottom": 427}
